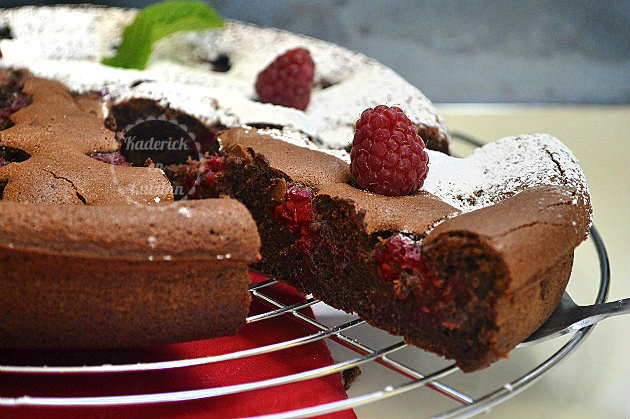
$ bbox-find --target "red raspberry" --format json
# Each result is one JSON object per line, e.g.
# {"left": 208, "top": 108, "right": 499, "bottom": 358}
{"left": 90, "top": 151, "right": 132, "bottom": 166}
{"left": 272, "top": 185, "right": 317, "bottom": 253}
{"left": 184, "top": 155, "right": 225, "bottom": 199}
{"left": 0, "top": 76, "right": 30, "bottom": 130}
{"left": 255, "top": 48, "right": 315, "bottom": 111}
{"left": 375, "top": 234, "right": 434, "bottom": 284}
{"left": 374, "top": 234, "right": 464, "bottom": 330}
{"left": 272, "top": 186, "right": 315, "bottom": 234}
{"left": 350, "top": 105, "right": 429, "bottom": 196}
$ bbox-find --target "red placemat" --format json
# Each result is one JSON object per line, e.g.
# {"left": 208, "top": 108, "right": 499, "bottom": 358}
{"left": 0, "top": 272, "right": 356, "bottom": 419}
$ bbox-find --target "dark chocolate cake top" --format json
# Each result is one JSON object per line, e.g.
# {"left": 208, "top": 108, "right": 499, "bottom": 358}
{"left": 0, "top": 69, "right": 173, "bottom": 205}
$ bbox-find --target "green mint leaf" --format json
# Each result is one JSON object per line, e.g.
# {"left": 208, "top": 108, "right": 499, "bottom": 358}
{"left": 102, "top": 1, "right": 224, "bottom": 70}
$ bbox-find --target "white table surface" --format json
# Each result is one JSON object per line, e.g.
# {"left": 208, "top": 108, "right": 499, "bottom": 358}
{"left": 315, "top": 105, "right": 630, "bottom": 419}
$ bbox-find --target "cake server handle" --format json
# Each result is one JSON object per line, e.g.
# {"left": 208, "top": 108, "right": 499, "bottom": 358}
{"left": 518, "top": 293, "right": 630, "bottom": 346}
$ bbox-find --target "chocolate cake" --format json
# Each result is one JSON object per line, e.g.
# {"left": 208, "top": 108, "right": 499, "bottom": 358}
{"left": 0, "top": 68, "right": 261, "bottom": 349}
{"left": 0, "top": 5, "right": 592, "bottom": 371}
{"left": 216, "top": 127, "right": 591, "bottom": 371}
{"left": 0, "top": 199, "right": 259, "bottom": 349}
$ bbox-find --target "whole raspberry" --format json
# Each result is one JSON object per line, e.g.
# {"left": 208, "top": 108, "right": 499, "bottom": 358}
{"left": 255, "top": 48, "right": 315, "bottom": 111}
{"left": 272, "top": 186, "right": 315, "bottom": 234}
{"left": 350, "top": 105, "right": 429, "bottom": 196}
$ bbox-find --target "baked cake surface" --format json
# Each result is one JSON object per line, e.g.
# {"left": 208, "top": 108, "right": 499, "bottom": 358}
{"left": 0, "top": 198, "right": 260, "bottom": 349}
{"left": 0, "top": 5, "right": 450, "bottom": 153}
{"left": 0, "top": 67, "right": 261, "bottom": 348}
{"left": 0, "top": 5, "right": 592, "bottom": 370}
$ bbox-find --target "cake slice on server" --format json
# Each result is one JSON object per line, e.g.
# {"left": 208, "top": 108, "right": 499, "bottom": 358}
{"left": 216, "top": 122, "right": 591, "bottom": 372}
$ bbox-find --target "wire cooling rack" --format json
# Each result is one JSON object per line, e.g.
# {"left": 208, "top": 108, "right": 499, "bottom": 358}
{"left": 0, "top": 133, "right": 611, "bottom": 418}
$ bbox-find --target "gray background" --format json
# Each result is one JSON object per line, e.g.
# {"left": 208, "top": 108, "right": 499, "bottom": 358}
{"left": 2, "top": 0, "right": 628, "bottom": 104}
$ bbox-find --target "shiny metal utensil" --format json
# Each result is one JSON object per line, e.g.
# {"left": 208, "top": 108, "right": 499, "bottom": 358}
{"left": 519, "top": 292, "right": 630, "bottom": 346}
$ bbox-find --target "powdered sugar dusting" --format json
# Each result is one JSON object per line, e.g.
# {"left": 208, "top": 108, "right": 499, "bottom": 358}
{"left": 252, "top": 128, "right": 590, "bottom": 218}
{"left": 423, "top": 133, "right": 590, "bottom": 215}
{"left": 0, "top": 5, "right": 134, "bottom": 60}
{"left": 259, "top": 127, "right": 351, "bottom": 163}
{"left": 178, "top": 207, "right": 192, "bottom": 218}
{"left": 0, "top": 5, "right": 447, "bottom": 149}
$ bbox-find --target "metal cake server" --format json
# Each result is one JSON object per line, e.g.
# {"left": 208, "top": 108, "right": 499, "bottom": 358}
{"left": 519, "top": 292, "right": 630, "bottom": 346}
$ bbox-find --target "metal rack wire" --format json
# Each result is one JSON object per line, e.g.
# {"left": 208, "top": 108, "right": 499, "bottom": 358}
{"left": 0, "top": 134, "right": 611, "bottom": 418}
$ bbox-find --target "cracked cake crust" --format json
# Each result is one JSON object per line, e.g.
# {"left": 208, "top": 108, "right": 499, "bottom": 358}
{"left": 0, "top": 70, "right": 173, "bottom": 205}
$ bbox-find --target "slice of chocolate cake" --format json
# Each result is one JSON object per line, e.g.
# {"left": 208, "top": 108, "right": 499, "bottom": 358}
{"left": 217, "top": 127, "right": 591, "bottom": 371}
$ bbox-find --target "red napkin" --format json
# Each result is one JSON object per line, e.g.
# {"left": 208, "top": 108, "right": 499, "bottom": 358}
{"left": 0, "top": 272, "right": 357, "bottom": 419}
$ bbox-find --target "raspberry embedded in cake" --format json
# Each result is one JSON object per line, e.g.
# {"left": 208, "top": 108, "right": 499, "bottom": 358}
{"left": 0, "top": 71, "right": 30, "bottom": 130}
{"left": 350, "top": 105, "right": 429, "bottom": 196}
{"left": 184, "top": 155, "right": 225, "bottom": 200}
{"left": 375, "top": 234, "right": 430, "bottom": 283}
{"left": 271, "top": 185, "right": 317, "bottom": 253}
{"left": 90, "top": 151, "right": 132, "bottom": 166}
{"left": 374, "top": 234, "right": 464, "bottom": 330}
{"left": 255, "top": 47, "right": 315, "bottom": 111}
{"left": 272, "top": 185, "right": 315, "bottom": 234}
{"left": 0, "top": 90, "right": 29, "bottom": 117}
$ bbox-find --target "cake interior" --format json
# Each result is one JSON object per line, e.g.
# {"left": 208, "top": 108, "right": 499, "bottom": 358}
{"left": 217, "top": 144, "right": 525, "bottom": 371}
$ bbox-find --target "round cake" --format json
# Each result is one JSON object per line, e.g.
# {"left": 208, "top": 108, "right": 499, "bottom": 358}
{"left": 0, "top": 5, "right": 591, "bottom": 371}
{"left": 0, "top": 5, "right": 450, "bottom": 153}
